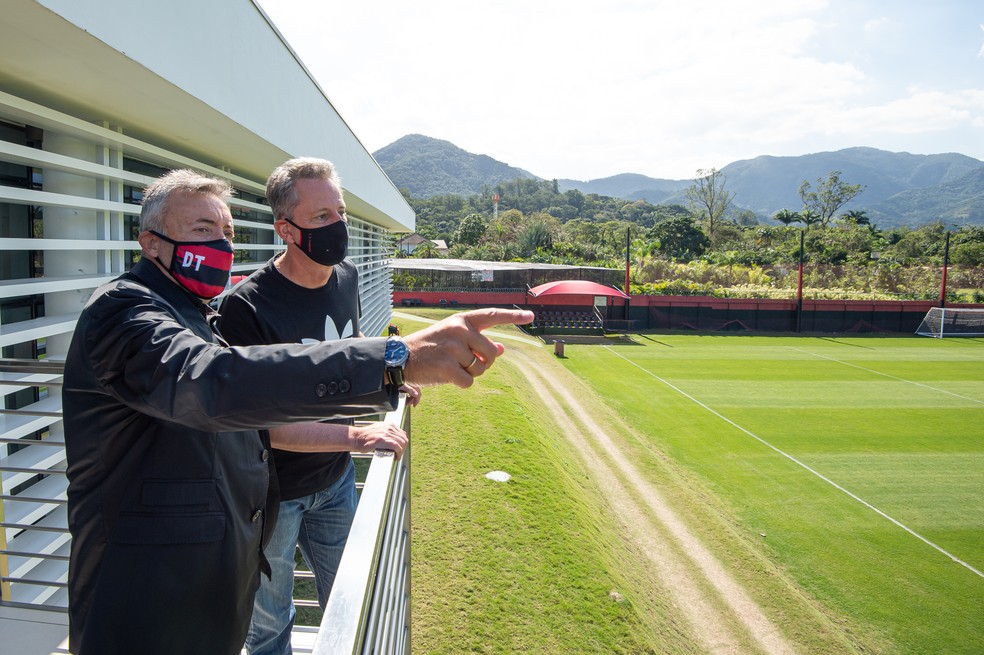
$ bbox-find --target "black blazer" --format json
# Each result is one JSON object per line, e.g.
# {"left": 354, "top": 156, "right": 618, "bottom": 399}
{"left": 63, "top": 259, "right": 395, "bottom": 655}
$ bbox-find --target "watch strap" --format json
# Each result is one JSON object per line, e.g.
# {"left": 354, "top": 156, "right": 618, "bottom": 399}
{"left": 385, "top": 367, "right": 405, "bottom": 387}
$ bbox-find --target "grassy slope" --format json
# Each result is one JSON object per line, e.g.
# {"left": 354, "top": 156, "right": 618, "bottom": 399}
{"left": 408, "top": 342, "right": 677, "bottom": 652}
{"left": 562, "top": 334, "right": 984, "bottom": 655}
{"left": 402, "top": 310, "right": 722, "bottom": 654}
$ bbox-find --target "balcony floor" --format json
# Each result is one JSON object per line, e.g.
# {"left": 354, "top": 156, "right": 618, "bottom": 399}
{"left": 0, "top": 606, "right": 69, "bottom": 654}
{"left": 0, "top": 606, "right": 318, "bottom": 654}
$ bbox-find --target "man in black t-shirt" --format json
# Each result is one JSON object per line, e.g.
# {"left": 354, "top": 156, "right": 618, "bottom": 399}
{"left": 219, "top": 158, "right": 417, "bottom": 655}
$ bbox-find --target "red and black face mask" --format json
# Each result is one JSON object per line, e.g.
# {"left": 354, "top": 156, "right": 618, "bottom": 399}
{"left": 151, "top": 231, "right": 235, "bottom": 299}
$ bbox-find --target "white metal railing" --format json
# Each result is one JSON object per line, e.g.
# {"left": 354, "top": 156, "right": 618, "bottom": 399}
{"left": 0, "top": 358, "right": 69, "bottom": 610}
{"left": 315, "top": 401, "right": 411, "bottom": 655}
{"left": 0, "top": 359, "right": 70, "bottom": 609}
{"left": 0, "top": 358, "right": 411, "bottom": 653}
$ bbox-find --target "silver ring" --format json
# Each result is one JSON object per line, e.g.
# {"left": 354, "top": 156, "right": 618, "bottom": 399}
{"left": 464, "top": 354, "right": 479, "bottom": 370}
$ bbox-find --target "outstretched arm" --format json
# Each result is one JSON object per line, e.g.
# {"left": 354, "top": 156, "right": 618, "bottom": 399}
{"left": 403, "top": 308, "right": 534, "bottom": 388}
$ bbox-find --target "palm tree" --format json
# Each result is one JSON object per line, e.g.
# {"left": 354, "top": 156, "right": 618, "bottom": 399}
{"left": 839, "top": 209, "right": 870, "bottom": 226}
{"left": 412, "top": 240, "right": 439, "bottom": 258}
{"left": 517, "top": 219, "right": 554, "bottom": 257}
{"left": 773, "top": 209, "right": 800, "bottom": 226}
{"left": 799, "top": 209, "right": 822, "bottom": 230}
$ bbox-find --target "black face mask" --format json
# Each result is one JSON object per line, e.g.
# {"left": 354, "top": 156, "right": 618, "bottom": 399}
{"left": 285, "top": 218, "right": 348, "bottom": 267}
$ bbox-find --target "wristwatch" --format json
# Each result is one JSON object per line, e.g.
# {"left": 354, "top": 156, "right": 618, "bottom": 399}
{"left": 384, "top": 336, "right": 409, "bottom": 387}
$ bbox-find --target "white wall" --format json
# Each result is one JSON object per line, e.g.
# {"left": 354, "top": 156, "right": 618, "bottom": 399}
{"left": 34, "top": 0, "right": 413, "bottom": 230}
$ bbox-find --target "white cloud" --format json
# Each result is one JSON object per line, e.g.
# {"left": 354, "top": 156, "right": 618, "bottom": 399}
{"left": 864, "top": 17, "right": 889, "bottom": 32}
{"left": 259, "top": 0, "right": 984, "bottom": 179}
{"left": 835, "top": 91, "right": 977, "bottom": 136}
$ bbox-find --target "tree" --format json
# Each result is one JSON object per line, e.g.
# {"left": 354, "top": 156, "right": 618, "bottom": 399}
{"left": 565, "top": 188, "right": 585, "bottom": 210}
{"left": 952, "top": 242, "right": 984, "bottom": 266}
{"left": 685, "top": 168, "right": 734, "bottom": 240}
{"left": 619, "top": 199, "right": 658, "bottom": 227}
{"left": 881, "top": 222, "right": 945, "bottom": 264}
{"left": 773, "top": 209, "right": 800, "bottom": 226}
{"left": 486, "top": 219, "right": 509, "bottom": 247}
{"left": 491, "top": 208, "right": 525, "bottom": 240}
{"left": 733, "top": 209, "right": 760, "bottom": 226}
{"left": 561, "top": 218, "right": 600, "bottom": 246}
{"left": 517, "top": 217, "right": 555, "bottom": 256}
{"left": 799, "top": 209, "right": 822, "bottom": 230}
{"left": 411, "top": 240, "right": 439, "bottom": 258}
{"left": 710, "top": 221, "right": 744, "bottom": 250}
{"left": 839, "top": 209, "right": 870, "bottom": 226}
{"left": 951, "top": 225, "right": 984, "bottom": 264}
{"left": 798, "top": 171, "right": 865, "bottom": 227}
{"left": 454, "top": 213, "right": 487, "bottom": 246}
{"left": 647, "top": 215, "right": 710, "bottom": 261}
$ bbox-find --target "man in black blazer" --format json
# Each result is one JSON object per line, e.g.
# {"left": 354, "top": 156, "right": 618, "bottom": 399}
{"left": 62, "top": 169, "right": 531, "bottom": 655}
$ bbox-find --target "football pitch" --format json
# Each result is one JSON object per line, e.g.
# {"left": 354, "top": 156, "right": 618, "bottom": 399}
{"left": 560, "top": 333, "right": 984, "bottom": 654}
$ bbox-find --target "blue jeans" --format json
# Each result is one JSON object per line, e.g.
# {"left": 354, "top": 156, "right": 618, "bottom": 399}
{"left": 245, "top": 459, "right": 359, "bottom": 655}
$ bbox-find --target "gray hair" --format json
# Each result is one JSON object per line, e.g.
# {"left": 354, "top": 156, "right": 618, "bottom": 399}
{"left": 140, "top": 169, "right": 234, "bottom": 234}
{"left": 265, "top": 157, "right": 342, "bottom": 222}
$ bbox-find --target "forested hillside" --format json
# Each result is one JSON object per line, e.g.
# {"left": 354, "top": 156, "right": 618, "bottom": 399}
{"left": 396, "top": 175, "right": 984, "bottom": 302}
{"left": 374, "top": 135, "right": 984, "bottom": 227}
{"left": 718, "top": 147, "right": 984, "bottom": 225}
{"left": 377, "top": 135, "right": 983, "bottom": 302}
{"left": 864, "top": 165, "right": 984, "bottom": 226}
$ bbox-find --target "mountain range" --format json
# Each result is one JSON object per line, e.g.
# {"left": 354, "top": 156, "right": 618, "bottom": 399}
{"left": 373, "top": 135, "right": 984, "bottom": 227}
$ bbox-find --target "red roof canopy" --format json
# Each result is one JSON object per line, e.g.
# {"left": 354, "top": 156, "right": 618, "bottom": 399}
{"left": 528, "top": 280, "right": 629, "bottom": 299}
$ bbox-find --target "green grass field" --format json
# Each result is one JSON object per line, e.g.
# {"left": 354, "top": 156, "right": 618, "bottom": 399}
{"left": 563, "top": 334, "right": 984, "bottom": 654}
{"left": 399, "top": 310, "right": 983, "bottom": 653}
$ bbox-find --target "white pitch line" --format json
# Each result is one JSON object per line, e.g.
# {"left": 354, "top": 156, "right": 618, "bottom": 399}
{"left": 605, "top": 346, "right": 984, "bottom": 580}
{"left": 788, "top": 347, "right": 984, "bottom": 406}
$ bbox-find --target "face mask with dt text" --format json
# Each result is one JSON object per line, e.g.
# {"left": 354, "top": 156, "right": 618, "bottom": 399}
{"left": 151, "top": 231, "right": 235, "bottom": 299}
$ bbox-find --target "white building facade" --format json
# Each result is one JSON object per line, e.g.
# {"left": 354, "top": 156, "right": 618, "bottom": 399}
{"left": 0, "top": 0, "right": 412, "bottom": 609}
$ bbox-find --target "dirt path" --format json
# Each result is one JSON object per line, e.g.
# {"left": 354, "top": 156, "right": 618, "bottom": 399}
{"left": 508, "top": 349, "right": 797, "bottom": 655}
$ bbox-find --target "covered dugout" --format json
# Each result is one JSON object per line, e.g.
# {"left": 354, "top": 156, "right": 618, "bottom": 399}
{"left": 527, "top": 280, "right": 630, "bottom": 336}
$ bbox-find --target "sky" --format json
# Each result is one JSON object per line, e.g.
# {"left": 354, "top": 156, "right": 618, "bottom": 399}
{"left": 256, "top": 0, "right": 984, "bottom": 182}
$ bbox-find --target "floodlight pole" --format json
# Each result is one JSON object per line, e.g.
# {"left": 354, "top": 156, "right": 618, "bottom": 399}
{"left": 796, "top": 229, "right": 805, "bottom": 332}
{"left": 624, "top": 227, "right": 631, "bottom": 321}
{"left": 939, "top": 230, "right": 950, "bottom": 308}
{"left": 624, "top": 227, "right": 631, "bottom": 294}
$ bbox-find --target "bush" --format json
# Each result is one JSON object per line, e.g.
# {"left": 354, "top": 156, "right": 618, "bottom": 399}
{"left": 628, "top": 258, "right": 984, "bottom": 301}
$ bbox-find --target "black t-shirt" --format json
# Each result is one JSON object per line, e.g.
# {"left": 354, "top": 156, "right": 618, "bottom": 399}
{"left": 218, "top": 255, "right": 361, "bottom": 500}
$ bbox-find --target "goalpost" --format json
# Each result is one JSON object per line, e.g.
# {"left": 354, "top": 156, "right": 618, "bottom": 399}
{"left": 915, "top": 307, "right": 984, "bottom": 338}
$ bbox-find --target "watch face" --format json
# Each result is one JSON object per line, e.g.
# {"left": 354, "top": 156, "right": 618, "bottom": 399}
{"left": 385, "top": 338, "right": 409, "bottom": 367}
